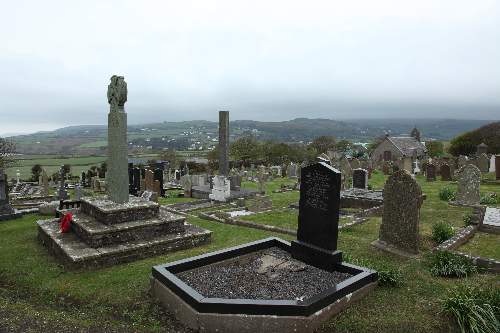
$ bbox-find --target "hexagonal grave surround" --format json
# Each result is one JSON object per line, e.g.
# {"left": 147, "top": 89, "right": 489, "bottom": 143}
{"left": 152, "top": 237, "right": 377, "bottom": 317}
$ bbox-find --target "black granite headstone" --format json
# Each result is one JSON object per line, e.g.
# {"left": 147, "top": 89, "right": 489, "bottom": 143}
{"left": 154, "top": 168, "right": 165, "bottom": 196}
{"left": 291, "top": 162, "right": 342, "bottom": 267}
{"left": 352, "top": 168, "right": 368, "bottom": 189}
{"left": 128, "top": 165, "right": 134, "bottom": 195}
{"left": 133, "top": 168, "right": 140, "bottom": 195}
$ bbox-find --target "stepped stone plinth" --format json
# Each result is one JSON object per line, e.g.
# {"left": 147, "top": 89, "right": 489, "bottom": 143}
{"left": 38, "top": 196, "right": 211, "bottom": 268}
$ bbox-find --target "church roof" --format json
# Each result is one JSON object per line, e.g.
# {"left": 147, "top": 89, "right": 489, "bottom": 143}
{"left": 387, "top": 136, "right": 427, "bottom": 157}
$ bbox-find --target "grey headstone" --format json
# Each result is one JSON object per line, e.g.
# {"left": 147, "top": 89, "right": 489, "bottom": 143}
{"left": 378, "top": 170, "right": 422, "bottom": 255}
{"left": 456, "top": 164, "right": 481, "bottom": 205}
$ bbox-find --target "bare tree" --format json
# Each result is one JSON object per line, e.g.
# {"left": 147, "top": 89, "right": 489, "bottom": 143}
{"left": 0, "top": 138, "right": 16, "bottom": 169}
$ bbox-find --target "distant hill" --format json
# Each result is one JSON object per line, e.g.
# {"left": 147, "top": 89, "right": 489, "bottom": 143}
{"left": 8, "top": 118, "right": 492, "bottom": 155}
{"left": 448, "top": 121, "right": 500, "bottom": 156}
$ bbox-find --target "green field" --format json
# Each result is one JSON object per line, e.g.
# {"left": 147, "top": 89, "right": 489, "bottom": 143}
{"left": 4, "top": 154, "right": 171, "bottom": 180}
{"left": 1, "top": 171, "right": 499, "bottom": 332}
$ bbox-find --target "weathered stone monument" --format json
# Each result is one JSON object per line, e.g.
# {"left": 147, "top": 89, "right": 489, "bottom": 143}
{"left": 74, "top": 184, "right": 82, "bottom": 200}
{"left": 489, "top": 155, "right": 496, "bottom": 173}
{"left": 218, "top": 111, "right": 229, "bottom": 177}
{"left": 352, "top": 168, "right": 368, "bottom": 189}
{"left": 1, "top": 169, "right": 20, "bottom": 221}
{"left": 476, "top": 142, "right": 488, "bottom": 156}
{"left": 180, "top": 174, "right": 193, "bottom": 197}
{"left": 209, "top": 175, "right": 231, "bottom": 202}
{"left": 41, "top": 169, "right": 49, "bottom": 196}
{"left": 477, "top": 153, "right": 489, "bottom": 173}
{"left": 37, "top": 76, "right": 211, "bottom": 268}
{"left": 256, "top": 170, "right": 267, "bottom": 194}
{"left": 426, "top": 163, "right": 436, "bottom": 181}
{"left": 496, "top": 155, "right": 500, "bottom": 180}
{"left": 372, "top": 170, "right": 422, "bottom": 256}
{"left": 455, "top": 164, "right": 481, "bottom": 206}
{"left": 57, "top": 166, "right": 69, "bottom": 200}
{"left": 106, "top": 75, "right": 129, "bottom": 204}
{"left": 440, "top": 163, "right": 452, "bottom": 181}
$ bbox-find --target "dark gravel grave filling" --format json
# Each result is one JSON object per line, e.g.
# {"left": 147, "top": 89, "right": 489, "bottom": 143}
{"left": 176, "top": 247, "right": 352, "bottom": 301}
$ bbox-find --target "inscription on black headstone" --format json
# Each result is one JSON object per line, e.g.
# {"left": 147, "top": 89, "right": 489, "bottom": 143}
{"left": 296, "top": 162, "right": 341, "bottom": 251}
{"left": 352, "top": 168, "right": 368, "bottom": 189}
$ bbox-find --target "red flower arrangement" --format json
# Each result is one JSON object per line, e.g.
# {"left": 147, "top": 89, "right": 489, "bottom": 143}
{"left": 59, "top": 212, "right": 73, "bottom": 233}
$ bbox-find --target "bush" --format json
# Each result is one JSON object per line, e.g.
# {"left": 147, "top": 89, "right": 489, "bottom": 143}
{"left": 480, "top": 193, "right": 499, "bottom": 205}
{"left": 428, "top": 251, "right": 476, "bottom": 278}
{"left": 432, "top": 222, "right": 455, "bottom": 244}
{"left": 439, "top": 187, "right": 456, "bottom": 202}
{"left": 443, "top": 285, "right": 500, "bottom": 333}
{"left": 463, "top": 213, "right": 475, "bottom": 226}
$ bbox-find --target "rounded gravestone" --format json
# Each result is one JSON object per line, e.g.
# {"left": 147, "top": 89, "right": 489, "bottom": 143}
{"left": 377, "top": 170, "right": 422, "bottom": 255}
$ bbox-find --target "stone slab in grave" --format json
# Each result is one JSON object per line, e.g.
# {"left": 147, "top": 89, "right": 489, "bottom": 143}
{"left": 291, "top": 162, "right": 343, "bottom": 266}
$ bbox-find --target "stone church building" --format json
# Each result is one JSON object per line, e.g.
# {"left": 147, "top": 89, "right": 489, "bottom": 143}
{"left": 371, "top": 127, "right": 427, "bottom": 173}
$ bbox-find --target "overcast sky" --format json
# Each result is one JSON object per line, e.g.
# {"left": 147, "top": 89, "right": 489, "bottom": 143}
{"left": 1, "top": 0, "right": 499, "bottom": 135}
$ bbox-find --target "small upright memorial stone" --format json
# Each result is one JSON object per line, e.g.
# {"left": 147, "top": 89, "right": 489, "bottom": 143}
{"left": 75, "top": 184, "right": 82, "bottom": 200}
{"left": 426, "top": 164, "right": 436, "bottom": 181}
{"left": 41, "top": 169, "right": 49, "bottom": 196}
{"left": 455, "top": 164, "right": 481, "bottom": 205}
{"left": 0, "top": 169, "right": 19, "bottom": 220}
{"left": 352, "top": 168, "right": 368, "bottom": 189}
{"left": 291, "top": 162, "right": 342, "bottom": 266}
{"left": 440, "top": 164, "right": 452, "bottom": 181}
{"left": 489, "top": 155, "right": 496, "bottom": 173}
{"left": 57, "top": 167, "right": 69, "bottom": 200}
{"left": 372, "top": 170, "right": 422, "bottom": 256}
{"left": 477, "top": 153, "right": 489, "bottom": 173}
{"left": 496, "top": 155, "right": 500, "bottom": 180}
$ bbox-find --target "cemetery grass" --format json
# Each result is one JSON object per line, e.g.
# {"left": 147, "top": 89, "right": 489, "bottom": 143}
{"left": 458, "top": 232, "right": 500, "bottom": 260}
{"left": 1, "top": 176, "right": 499, "bottom": 332}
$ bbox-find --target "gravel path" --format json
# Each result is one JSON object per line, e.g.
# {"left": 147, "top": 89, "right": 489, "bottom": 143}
{"left": 177, "top": 247, "right": 351, "bottom": 301}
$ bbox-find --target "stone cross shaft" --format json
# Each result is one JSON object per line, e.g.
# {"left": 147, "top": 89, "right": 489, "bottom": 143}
{"left": 218, "top": 111, "right": 229, "bottom": 176}
{"left": 107, "top": 75, "right": 129, "bottom": 203}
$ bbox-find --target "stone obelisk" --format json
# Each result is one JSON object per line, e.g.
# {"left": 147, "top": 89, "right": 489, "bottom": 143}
{"left": 218, "top": 111, "right": 229, "bottom": 176}
{"left": 107, "top": 75, "right": 129, "bottom": 203}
